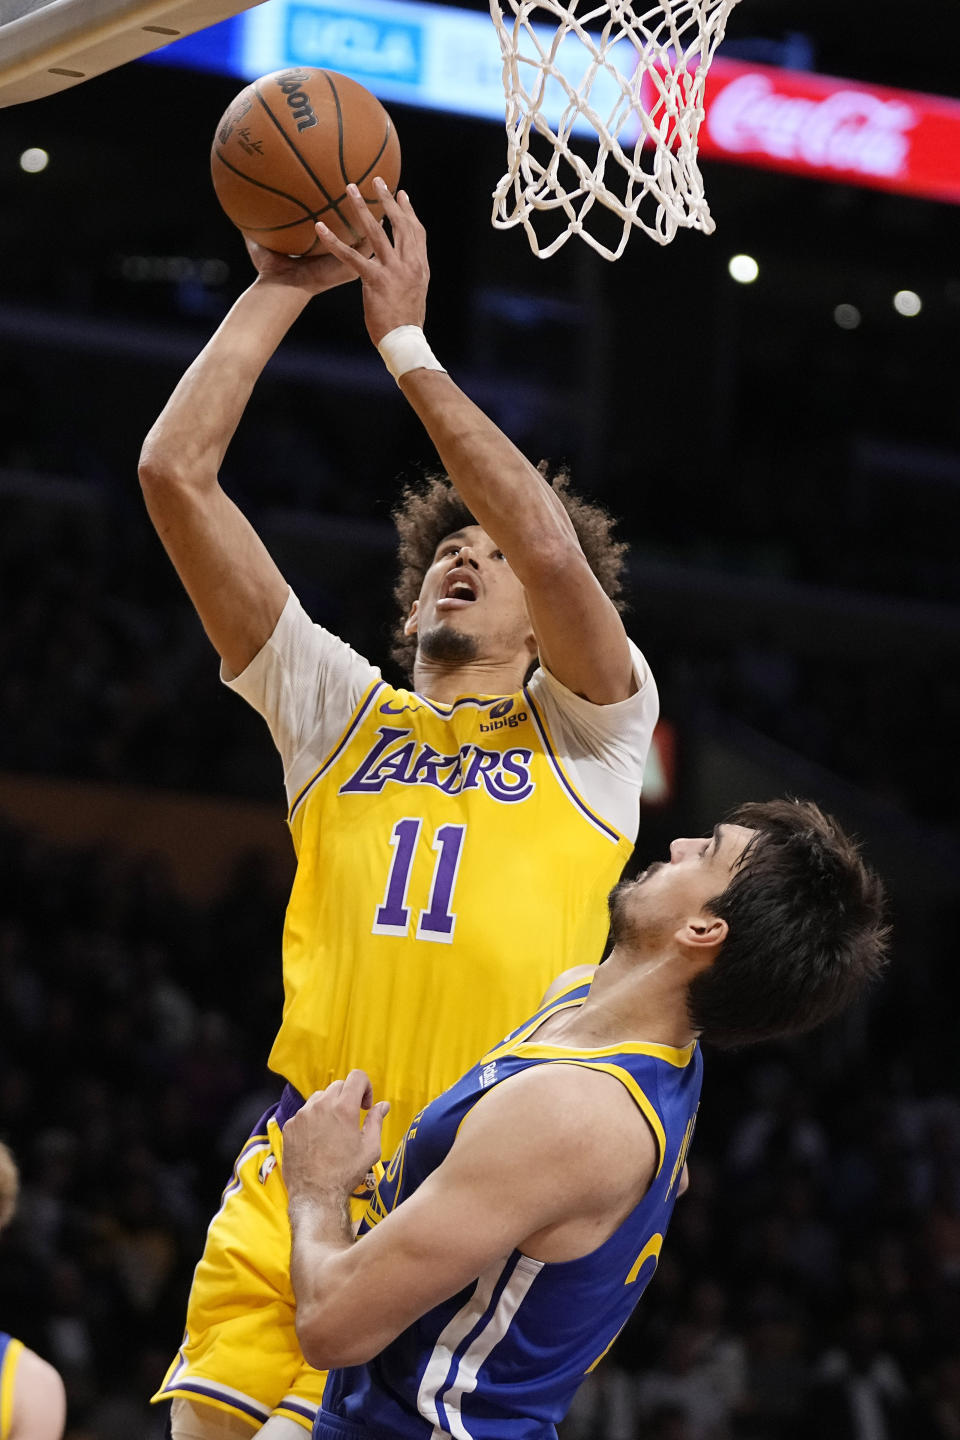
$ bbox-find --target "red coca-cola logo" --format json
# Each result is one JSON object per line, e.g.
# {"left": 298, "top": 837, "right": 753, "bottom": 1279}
{"left": 706, "top": 72, "right": 919, "bottom": 178}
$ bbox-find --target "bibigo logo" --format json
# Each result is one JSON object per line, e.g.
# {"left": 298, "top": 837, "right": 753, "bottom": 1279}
{"left": 480, "top": 698, "right": 527, "bottom": 733}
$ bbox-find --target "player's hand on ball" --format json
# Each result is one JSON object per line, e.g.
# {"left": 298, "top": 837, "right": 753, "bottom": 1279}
{"left": 283, "top": 1070, "right": 390, "bottom": 1202}
{"left": 313, "top": 180, "right": 429, "bottom": 345}
{"left": 244, "top": 235, "right": 363, "bottom": 296}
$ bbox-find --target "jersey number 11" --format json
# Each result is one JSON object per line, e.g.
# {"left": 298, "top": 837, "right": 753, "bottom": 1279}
{"left": 373, "top": 819, "right": 466, "bottom": 943}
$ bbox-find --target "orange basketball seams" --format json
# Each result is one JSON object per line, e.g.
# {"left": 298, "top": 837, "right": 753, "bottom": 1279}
{"left": 211, "top": 66, "right": 401, "bottom": 255}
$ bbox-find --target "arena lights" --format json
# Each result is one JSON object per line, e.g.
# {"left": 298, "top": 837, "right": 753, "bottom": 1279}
{"left": 834, "top": 304, "right": 862, "bottom": 330}
{"left": 728, "top": 254, "right": 759, "bottom": 285}
{"left": 893, "top": 289, "right": 922, "bottom": 317}
{"left": 18, "top": 146, "right": 48, "bottom": 172}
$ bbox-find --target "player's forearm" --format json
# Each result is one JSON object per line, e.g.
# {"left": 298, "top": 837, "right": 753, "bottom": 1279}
{"left": 289, "top": 1194, "right": 395, "bottom": 1369}
{"left": 398, "top": 368, "right": 581, "bottom": 583}
{"left": 139, "top": 278, "right": 310, "bottom": 495}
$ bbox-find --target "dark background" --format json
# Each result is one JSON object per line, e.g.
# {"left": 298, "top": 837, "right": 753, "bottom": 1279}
{"left": 0, "top": 1, "right": 958, "bottom": 1435}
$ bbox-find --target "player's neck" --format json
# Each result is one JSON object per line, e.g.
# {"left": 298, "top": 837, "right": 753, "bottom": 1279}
{"left": 546, "top": 947, "right": 698, "bottom": 1053}
{"left": 413, "top": 655, "right": 530, "bottom": 704}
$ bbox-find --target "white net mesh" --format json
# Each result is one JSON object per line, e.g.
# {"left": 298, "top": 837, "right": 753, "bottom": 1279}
{"left": 489, "top": 0, "right": 743, "bottom": 260}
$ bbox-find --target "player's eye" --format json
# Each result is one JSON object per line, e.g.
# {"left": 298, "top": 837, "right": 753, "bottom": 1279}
{"left": 492, "top": 549, "right": 506, "bottom": 562}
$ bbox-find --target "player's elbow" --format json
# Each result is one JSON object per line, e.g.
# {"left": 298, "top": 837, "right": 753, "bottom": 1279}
{"left": 138, "top": 434, "right": 215, "bottom": 508}
{"left": 295, "top": 1305, "right": 381, "bottom": 1370}
{"left": 138, "top": 444, "right": 192, "bottom": 501}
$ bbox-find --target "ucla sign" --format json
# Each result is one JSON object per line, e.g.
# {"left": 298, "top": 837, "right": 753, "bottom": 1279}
{"left": 284, "top": 6, "right": 422, "bottom": 84}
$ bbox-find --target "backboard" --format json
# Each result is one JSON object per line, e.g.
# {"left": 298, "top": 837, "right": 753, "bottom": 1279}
{"left": 0, "top": 0, "right": 267, "bottom": 107}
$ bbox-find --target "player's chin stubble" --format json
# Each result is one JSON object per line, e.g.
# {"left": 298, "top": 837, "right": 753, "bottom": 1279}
{"left": 418, "top": 623, "right": 481, "bottom": 667}
{"left": 607, "top": 877, "right": 662, "bottom": 951}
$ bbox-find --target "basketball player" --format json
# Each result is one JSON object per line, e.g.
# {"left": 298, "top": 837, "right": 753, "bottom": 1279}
{"left": 0, "top": 1144, "right": 66, "bottom": 1440}
{"left": 140, "top": 185, "right": 658, "bottom": 1436}
{"left": 282, "top": 799, "right": 888, "bottom": 1440}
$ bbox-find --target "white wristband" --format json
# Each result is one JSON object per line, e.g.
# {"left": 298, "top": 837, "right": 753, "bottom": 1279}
{"left": 377, "top": 325, "right": 447, "bottom": 384}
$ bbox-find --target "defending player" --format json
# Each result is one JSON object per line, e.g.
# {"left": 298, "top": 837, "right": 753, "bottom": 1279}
{"left": 0, "top": 1144, "right": 67, "bottom": 1440}
{"left": 139, "top": 187, "right": 658, "bottom": 1435}
{"left": 283, "top": 799, "right": 888, "bottom": 1440}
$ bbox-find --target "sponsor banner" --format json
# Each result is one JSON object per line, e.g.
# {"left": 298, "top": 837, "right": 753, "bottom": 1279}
{"left": 700, "top": 57, "right": 960, "bottom": 205}
{"left": 239, "top": 0, "right": 508, "bottom": 121}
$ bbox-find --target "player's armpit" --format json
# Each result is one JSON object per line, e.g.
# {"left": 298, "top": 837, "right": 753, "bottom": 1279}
{"left": 294, "top": 1064, "right": 656, "bottom": 1370}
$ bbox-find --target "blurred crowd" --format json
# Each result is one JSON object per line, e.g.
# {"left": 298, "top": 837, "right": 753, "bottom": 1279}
{"left": 1, "top": 821, "right": 958, "bottom": 1439}
{"left": 0, "top": 821, "right": 286, "bottom": 1438}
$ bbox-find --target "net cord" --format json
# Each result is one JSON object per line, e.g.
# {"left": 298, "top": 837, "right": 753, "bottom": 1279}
{"left": 489, "top": 0, "right": 743, "bottom": 259}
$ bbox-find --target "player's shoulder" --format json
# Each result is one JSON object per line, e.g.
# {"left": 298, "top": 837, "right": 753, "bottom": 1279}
{"left": 467, "top": 1060, "right": 658, "bottom": 1194}
{"left": 10, "top": 1344, "right": 66, "bottom": 1440}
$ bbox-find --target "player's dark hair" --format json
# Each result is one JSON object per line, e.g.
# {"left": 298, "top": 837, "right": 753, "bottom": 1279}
{"left": 0, "top": 1141, "right": 19, "bottom": 1231}
{"left": 390, "top": 466, "right": 628, "bottom": 679}
{"left": 688, "top": 799, "right": 889, "bottom": 1048}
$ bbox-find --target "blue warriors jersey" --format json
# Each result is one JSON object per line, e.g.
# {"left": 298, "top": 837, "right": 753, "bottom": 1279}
{"left": 318, "top": 979, "right": 703, "bottom": 1440}
{"left": 0, "top": 1333, "right": 24, "bottom": 1440}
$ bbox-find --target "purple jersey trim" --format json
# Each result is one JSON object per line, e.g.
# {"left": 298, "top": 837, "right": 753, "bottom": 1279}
{"left": 277, "top": 1395, "right": 320, "bottom": 1421}
{"left": 161, "top": 1379, "right": 270, "bottom": 1423}
{"left": 276, "top": 1082, "right": 306, "bottom": 1127}
{"left": 402, "top": 693, "right": 515, "bottom": 718}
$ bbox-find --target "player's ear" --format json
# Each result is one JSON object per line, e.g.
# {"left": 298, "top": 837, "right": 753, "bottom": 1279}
{"left": 403, "top": 600, "right": 419, "bottom": 638}
{"left": 675, "top": 914, "right": 727, "bottom": 958}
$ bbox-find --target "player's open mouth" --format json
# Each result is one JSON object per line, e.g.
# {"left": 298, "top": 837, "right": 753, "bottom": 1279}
{"left": 439, "top": 577, "right": 479, "bottom": 607}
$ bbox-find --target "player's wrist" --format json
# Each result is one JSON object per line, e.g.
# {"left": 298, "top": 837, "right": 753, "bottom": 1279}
{"left": 250, "top": 270, "right": 313, "bottom": 304}
{"left": 377, "top": 325, "right": 447, "bottom": 384}
{"left": 288, "top": 1184, "right": 349, "bottom": 1228}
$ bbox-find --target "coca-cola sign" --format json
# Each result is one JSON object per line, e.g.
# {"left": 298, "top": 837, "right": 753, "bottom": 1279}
{"left": 698, "top": 58, "right": 960, "bottom": 204}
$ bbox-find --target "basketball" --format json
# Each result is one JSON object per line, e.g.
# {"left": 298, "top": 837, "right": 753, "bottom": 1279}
{"left": 211, "top": 67, "right": 401, "bottom": 255}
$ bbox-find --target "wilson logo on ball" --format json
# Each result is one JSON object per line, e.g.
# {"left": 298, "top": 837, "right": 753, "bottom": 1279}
{"left": 277, "top": 69, "right": 319, "bottom": 133}
{"left": 211, "top": 67, "right": 402, "bottom": 255}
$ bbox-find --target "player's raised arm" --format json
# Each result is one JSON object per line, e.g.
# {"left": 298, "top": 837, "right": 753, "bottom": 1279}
{"left": 284, "top": 1063, "right": 655, "bottom": 1369}
{"left": 138, "top": 245, "right": 358, "bottom": 677}
{"left": 315, "top": 185, "right": 636, "bottom": 706}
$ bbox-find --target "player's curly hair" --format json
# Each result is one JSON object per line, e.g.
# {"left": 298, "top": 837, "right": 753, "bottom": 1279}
{"left": 688, "top": 798, "right": 890, "bottom": 1048}
{"left": 0, "top": 1141, "right": 19, "bottom": 1231}
{"left": 390, "top": 465, "right": 629, "bottom": 678}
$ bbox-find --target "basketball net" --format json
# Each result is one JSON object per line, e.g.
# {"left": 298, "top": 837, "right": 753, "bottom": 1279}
{"left": 489, "top": 0, "right": 743, "bottom": 260}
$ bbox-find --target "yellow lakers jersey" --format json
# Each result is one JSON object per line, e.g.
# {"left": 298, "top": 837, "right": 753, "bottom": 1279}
{"left": 0, "top": 1333, "right": 23, "bottom": 1440}
{"left": 270, "top": 680, "right": 635, "bottom": 1155}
